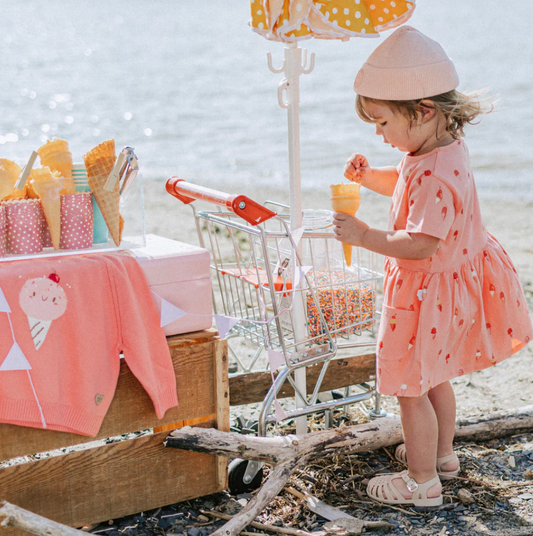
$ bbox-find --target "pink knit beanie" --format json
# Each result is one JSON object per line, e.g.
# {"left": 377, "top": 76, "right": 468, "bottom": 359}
{"left": 353, "top": 26, "right": 459, "bottom": 101}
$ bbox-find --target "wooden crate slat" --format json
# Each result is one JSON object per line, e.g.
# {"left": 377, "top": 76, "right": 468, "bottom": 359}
{"left": 229, "top": 352, "right": 376, "bottom": 406}
{"left": 0, "top": 427, "right": 220, "bottom": 531}
{"left": 0, "top": 331, "right": 221, "bottom": 462}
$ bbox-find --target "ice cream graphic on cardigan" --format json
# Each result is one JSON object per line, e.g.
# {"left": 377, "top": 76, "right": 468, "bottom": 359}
{"left": 19, "top": 273, "right": 67, "bottom": 350}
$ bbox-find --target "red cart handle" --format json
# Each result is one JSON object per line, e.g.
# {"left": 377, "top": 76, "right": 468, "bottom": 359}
{"left": 166, "top": 177, "right": 277, "bottom": 226}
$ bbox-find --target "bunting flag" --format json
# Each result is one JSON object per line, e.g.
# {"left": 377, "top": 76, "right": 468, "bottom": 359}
{"left": 290, "top": 226, "right": 305, "bottom": 247}
{"left": 0, "top": 343, "right": 32, "bottom": 371}
{"left": 275, "top": 400, "right": 288, "bottom": 422}
{"left": 160, "top": 298, "right": 187, "bottom": 328}
{"left": 267, "top": 349, "right": 285, "bottom": 371}
{"left": 0, "top": 286, "right": 11, "bottom": 313}
{"left": 214, "top": 314, "right": 241, "bottom": 339}
{"left": 294, "top": 265, "right": 312, "bottom": 289}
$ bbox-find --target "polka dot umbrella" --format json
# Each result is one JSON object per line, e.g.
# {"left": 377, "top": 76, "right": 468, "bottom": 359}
{"left": 251, "top": 0, "right": 415, "bottom": 42}
{"left": 249, "top": 0, "right": 415, "bottom": 436}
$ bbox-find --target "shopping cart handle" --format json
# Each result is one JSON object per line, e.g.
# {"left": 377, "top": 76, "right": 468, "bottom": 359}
{"left": 166, "top": 177, "right": 277, "bottom": 225}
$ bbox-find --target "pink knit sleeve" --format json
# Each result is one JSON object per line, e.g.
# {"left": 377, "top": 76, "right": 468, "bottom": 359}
{"left": 105, "top": 254, "right": 178, "bottom": 419}
{"left": 405, "top": 171, "right": 455, "bottom": 241}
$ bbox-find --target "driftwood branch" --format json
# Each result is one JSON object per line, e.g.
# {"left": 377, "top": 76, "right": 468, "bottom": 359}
{"left": 166, "top": 405, "right": 533, "bottom": 536}
{"left": 0, "top": 501, "right": 85, "bottom": 536}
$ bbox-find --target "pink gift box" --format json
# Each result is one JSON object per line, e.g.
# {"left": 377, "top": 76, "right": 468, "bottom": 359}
{"left": 60, "top": 193, "right": 94, "bottom": 250}
{"left": 130, "top": 235, "right": 213, "bottom": 336}
{"left": 0, "top": 206, "right": 6, "bottom": 257}
{"left": 3, "top": 199, "right": 44, "bottom": 255}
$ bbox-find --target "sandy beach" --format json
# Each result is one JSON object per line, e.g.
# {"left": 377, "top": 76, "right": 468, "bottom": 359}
{"left": 145, "top": 181, "right": 533, "bottom": 418}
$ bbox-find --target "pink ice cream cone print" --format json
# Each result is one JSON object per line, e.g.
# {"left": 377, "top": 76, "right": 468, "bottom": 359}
{"left": 517, "top": 300, "right": 521, "bottom": 310}
{"left": 19, "top": 273, "right": 68, "bottom": 350}
{"left": 500, "top": 292, "right": 505, "bottom": 303}
{"left": 476, "top": 349, "right": 482, "bottom": 361}
{"left": 396, "top": 279, "right": 403, "bottom": 292}
{"left": 508, "top": 328, "right": 513, "bottom": 337}
{"left": 437, "top": 298, "right": 442, "bottom": 312}
{"left": 435, "top": 188, "right": 443, "bottom": 204}
{"left": 390, "top": 315, "right": 397, "bottom": 332}
{"left": 489, "top": 283, "right": 495, "bottom": 297}
{"left": 431, "top": 327, "right": 437, "bottom": 339}
{"left": 445, "top": 354, "right": 450, "bottom": 364}
{"left": 441, "top": 207, "right": 447, "bottom": 220}
{"left": 408, "top": 336, "right": 416, "bottom": 351}
{"left": 453, "top": 230, "right": 459, "bottom": 241}
{"left": 486, "top": 322, "right": 492, "bottom": 334}
{"left": 454, "top": 307, "right": 458, "bottom": 321}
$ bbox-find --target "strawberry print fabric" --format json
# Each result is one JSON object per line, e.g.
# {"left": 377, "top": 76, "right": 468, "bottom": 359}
{"left": 377, "top": 139, "right": 532, "bottom": 397}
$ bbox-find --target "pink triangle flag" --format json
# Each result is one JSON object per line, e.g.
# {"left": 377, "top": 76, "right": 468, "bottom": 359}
{"left": 0, "top": 286, "right": 11, "bottom": 313}
{"left": 160, "top": 298, "right": 187, "bottom": 327}
{"left": 0, "top": 343, "right": 32, "bottom": 371}
{"left": 267, "top": 349, "right": 285, "bottom": 371}
{"left": 294, "top": 265, "right": 312, "bottom": 289}
{"left": 290, "top": 227, "right": 305, "bottom": 247}
{"left": 214, "top": 315, "right": 240, "bottom": 338}
{"left": 275, "top": 400, "right": 287, "bottom": 422}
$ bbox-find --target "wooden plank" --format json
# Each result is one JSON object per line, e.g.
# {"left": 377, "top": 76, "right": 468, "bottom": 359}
{"left": 0, "top": 331, "right": 221, "bottom": 462}
{"left": 214, "top": 339, "right": 230, "bottom": 491}
{"left": 229, "top": 353, "right": 376, "bottom": 406}
{"left": 0, "top": 427, "right": 222, "bottom": 531}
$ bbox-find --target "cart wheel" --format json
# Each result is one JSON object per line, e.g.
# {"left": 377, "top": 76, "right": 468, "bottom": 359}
{"left": 227, "top": 458, "right": 264, "bottom": 495}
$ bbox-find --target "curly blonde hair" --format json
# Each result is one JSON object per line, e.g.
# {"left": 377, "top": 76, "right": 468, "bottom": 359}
{"left": 356, "top": 89, "right": 495, "bottom": 139}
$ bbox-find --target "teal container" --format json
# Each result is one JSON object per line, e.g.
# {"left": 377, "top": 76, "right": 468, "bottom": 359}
{"left": 72, "top": 163, "right": 109, "bottom": 244}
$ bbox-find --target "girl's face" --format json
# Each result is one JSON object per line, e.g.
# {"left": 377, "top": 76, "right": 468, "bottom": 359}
{"left": 360, "top": 98, "right": 428, "bottom": 154}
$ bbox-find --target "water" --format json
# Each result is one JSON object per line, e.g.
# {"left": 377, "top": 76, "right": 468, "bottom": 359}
{"left": 0, "top": 0, "right": 532, "bottom": 201}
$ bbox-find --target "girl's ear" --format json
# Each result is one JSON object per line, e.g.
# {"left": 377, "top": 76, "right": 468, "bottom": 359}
{"left": 419, "top": 100, "right": 437, "bottom": 123}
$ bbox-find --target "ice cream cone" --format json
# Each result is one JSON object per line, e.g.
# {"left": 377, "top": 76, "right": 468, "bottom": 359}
{"left": 83, "top": 140, "right": 122, "bottom": 246}
{"left": 330, "top": 183, "right": 361, "bottom": 267}
{"left": 0, "top": 159, "right": 26, "bottom": 201}
{"left": 38, "top": 138, "right": 75, "bottom": 195}
{"left": 27, "top": 317, "right": 52, "bottom": 350}
{"left": 30, "top": 167, "right": 63, "bottom": 250}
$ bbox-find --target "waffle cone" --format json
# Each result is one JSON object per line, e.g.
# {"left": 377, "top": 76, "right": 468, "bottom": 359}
{"left": 38, "top": 139, "right": 75, "bottom": 194}
{"left": 31, "top": 171, "right": 62, "bottom": 250}
{"left": 330, "top": 183, "right": 361, "bottom": 267}
{"left": 0, "top": 159, "right": 25, "bottom": 201}
{"left": 83, "top": 140, "right": 121, "bottom": 246}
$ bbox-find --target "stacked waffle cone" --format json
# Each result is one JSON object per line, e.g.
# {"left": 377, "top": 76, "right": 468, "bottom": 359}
{"left": 37, "top": 138, "right": 75, "bottom": 195}
{"left": 0, "top": 159, "right": 26, "bottom": 201}
{"left": 83, "top": 140, "right": 122, "bottom": 246}
{"left": 330, "top": 182, "right": 361, "bottom": 267}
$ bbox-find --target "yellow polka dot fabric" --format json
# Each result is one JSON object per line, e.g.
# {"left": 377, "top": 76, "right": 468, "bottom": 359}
{"left": 250, "top": 0, "right": 415, "bottom": 42}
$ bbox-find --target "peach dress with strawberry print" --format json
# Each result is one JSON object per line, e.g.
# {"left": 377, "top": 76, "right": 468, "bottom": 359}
{"left": 376, "top": 139, "right": 533, "bottom": 397}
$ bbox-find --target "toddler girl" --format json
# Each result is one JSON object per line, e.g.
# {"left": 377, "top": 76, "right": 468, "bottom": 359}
{"left": 333, "top": 26, "right": 533, "bottom": 507}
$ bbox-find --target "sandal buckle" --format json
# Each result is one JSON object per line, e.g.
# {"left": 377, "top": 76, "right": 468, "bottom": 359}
{"left": 405, "top": 477, "right": 419, "bottom": 493}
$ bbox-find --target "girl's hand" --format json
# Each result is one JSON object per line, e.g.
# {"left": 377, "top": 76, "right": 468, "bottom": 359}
{"left": 333, "top": 212, "right": 369, "bottom": 247}
{"left": 344, "top": 153, "right": 371, "bottom": 185}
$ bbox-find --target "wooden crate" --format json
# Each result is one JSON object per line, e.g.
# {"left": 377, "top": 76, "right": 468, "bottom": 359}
{"left": 0, "top": 330, "right": 229, "bottom": 533}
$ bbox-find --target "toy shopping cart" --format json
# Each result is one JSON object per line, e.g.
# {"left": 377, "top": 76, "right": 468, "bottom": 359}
{"left": 167, "top": 178, "right": 383, "bottom": 491}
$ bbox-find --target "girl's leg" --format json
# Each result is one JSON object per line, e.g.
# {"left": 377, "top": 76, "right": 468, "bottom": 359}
{"left": 386, "top": 393, "right": 441, "bottom": 498}
{"left": 427, "top": 381, "right": 459, "bottom": 472}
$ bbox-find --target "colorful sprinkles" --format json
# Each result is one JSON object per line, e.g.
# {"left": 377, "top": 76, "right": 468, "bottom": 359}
{"left": 306, "top": 270, "right": 375, "bottom": 338}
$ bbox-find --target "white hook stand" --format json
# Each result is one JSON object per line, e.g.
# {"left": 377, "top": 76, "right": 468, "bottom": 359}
{"left": 267, "top": 43, "right": 316, "bottom": 435}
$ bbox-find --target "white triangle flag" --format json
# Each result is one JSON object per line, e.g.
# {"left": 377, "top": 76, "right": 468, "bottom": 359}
{"left": 267, "top": 349, "right": 285, "bottom": 371}
{"left": 0, "top": 286, "right": 11, "bottom": 313}
{"left": 160, "top": 298, "right": 187, "bottom": 327}
{"left": 214, "top": 315, "right": 240, "bottom": 339}
{"left": 275, "top": 400, "right": 287, "bottom": 422}
{"left": 294, "top": 265, "right": 312, "bottom": 289}
{"left": 290, "top": 226, "right": 305, "bottom": 247}
{"left": 0, "top": 343, "right": 32, "bottom": 371}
